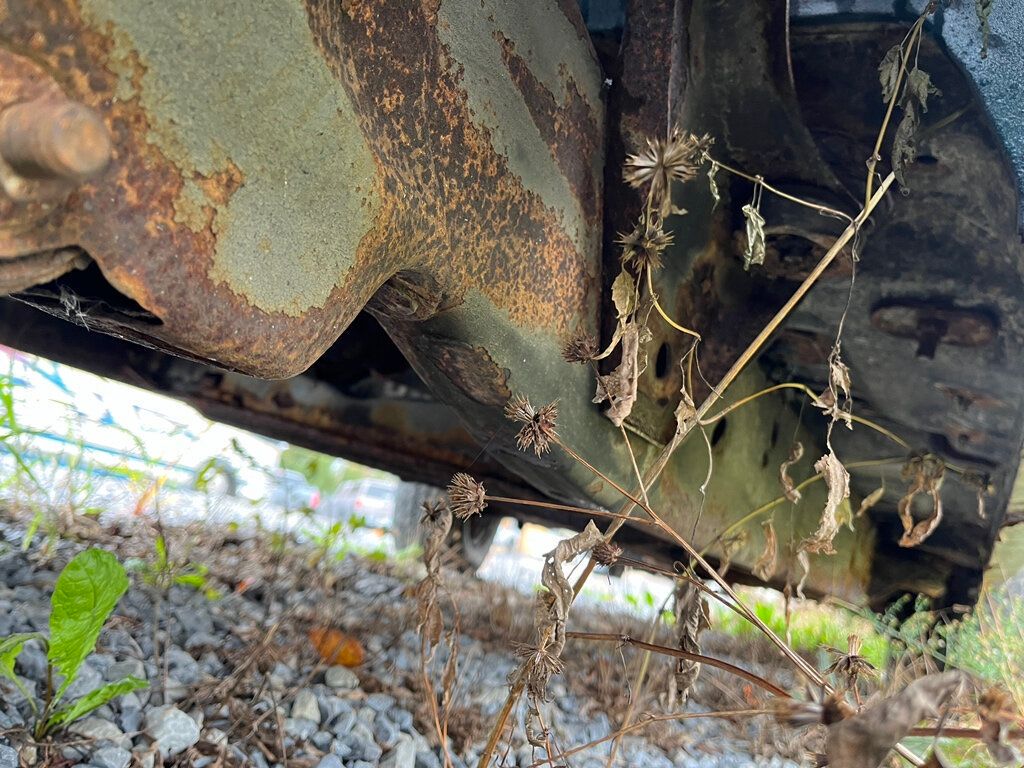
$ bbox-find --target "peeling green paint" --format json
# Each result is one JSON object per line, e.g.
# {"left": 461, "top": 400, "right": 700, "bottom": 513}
{"left": 80, "top": 0, "right": 379, "bottom": 317}
{"left": 436, "top": 0, "right": 601, "bottom": 255}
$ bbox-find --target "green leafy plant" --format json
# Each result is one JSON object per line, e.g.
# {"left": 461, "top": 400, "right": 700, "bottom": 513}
{"left": 127, "top": 533, "right": 220, "bottom": 601}
{"left": 0, "top": 549, "right": 147, "bottom": 739}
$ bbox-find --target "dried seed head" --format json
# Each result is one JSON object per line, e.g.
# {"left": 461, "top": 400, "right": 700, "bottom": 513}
{"left": 617, "top": 215, "right": 674, "bottom": 272}
{"left": 504, "top": 394, "right": 558, "bottom": 456}
{"left": 624, "top": 129, "right": 712, "bottom": 218}
{"left": 419, "top": 499, "right": 448, "bottom": 525}
{"left": 447, "top": 473, "right": 486, "bottom": 520}
{"left": 824, "top": 633, "right": 877, "bottom": 690}
{"left": 592, "top": 540, "right": 623, "bottom": 567}
{"left": 562, "top": 332, "right": 598, "bottom": 364}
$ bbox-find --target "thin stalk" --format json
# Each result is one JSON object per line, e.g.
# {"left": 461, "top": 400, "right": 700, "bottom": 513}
{"left": 567, "top": 632, "right": 790, "bottom": 698}
{"left": 484, "top": 495, "right": 657, "bottom": 528}
{"left": 698, "top": 381, "right": 911, "bottom": 450}
{"left": 710, "top": 156, "right": 853, "bottom": 224}
{"left": 647, "top": 267, "right": 701, "bottom": 339}
{"left": 527, "top": 709, "right": 772, "bottom": 768}
{"left": 478, "top": 175, "right": 897, "bottom": 768}
{"left": 866, "top": 18, "right": 925, "bottom": 203}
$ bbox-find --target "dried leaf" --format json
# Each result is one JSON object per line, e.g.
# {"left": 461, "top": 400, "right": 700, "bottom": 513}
{"left": 741, "top": 203, "right": 766, "bottom": 270}
{"left": 979, "top": 686, "right": 1023, "bottom": 765}
{"left": 905, "top": 68, "right": 941, "bottom": 112}
{"left": 800, "top": 451, "right": 851, "bottom": 555}
{"left": 753, "top": 519, "right": 777, "bottom": 582}
{"left": 611, "top": 268, "right": 637, "bottom": 319}
{"left": 593, "top": 318, "right": 649, "bottom": 427}
{"left": 892, "top": 105, "right": 920, "bottom": 193}
{"left": 414, "top": 500, "right": 452, "bottom": 651}
{"left": 878, "top": 44, "right": 903, "bottom": 104}
{"left": 707, "top": 161, "right": 720, "bottom": 208}
{"left": 829, "top": 354, "right": 852, "bottom": 402}
{"left": 779, "top": 441, "right": 805, "bottom": 504}
{"left": 825, "top": 671, "right": 967, "bottom": 768}
{"left": 519, "top": 521, "right": 602, "bottom": 711}
{"left": 856, "top": 486, "right": 886, "bottom": 518}
{"left": 309, "top": 627, "right": 365, "bottom": 667}
{"left": 667, "top": 578, "right": 710, "bottom": 708}
{"left": 976, "top": 0, "right": 994, "bottom": 58}
{"left": 673, "top": 385, "right": 696, "bottom": 436}
{"left": 796, "top": 550, "right": 810, "bottom": 599}
{"left": 898, "top": 455, "right": 945, "bottom": 547}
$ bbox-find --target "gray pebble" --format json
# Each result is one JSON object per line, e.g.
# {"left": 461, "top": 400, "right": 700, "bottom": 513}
{"left": 324, "top": 666, "right": 358, "bottom": 690}
{"left": 145, "top": 705, "right": 201, "bottom": 757}
{"left": 389, "top": 707, "right": 414, "bottom": 732}
{"left": 164, "top": 648, "right": 201, "bottom": 685}
{"left": 89, "top": 746, "right": 131, "bottom": 768}
{"left": 331, "top": 710, "right": 356, "bottom": 736}
{"left": 14, "top": 640, "right": 47, "bottom": 681}
{"left": 106, "top": 659, "right": 146, "bottom": 682}
{"left": 311, "top": 730, "right": 334, "bottom": 750}
{"left": 381, "top": 737, "right": 416, "bottom": 768}
{"left": 366, "top": 692, "right": 395, "bottom": 712}
{"left": 316, "top": 756, "right": 344, "bottom": 768}
{"left": 63, "top": 663, "right": 104, "bottom": 700}
{"left": 283, "top": 717, "right": 318, "bottom": 741}
{"left": 68, "top": 717, "right": 127, "bottom": 748}
{"left": 415, "top": 750, "right": 442, "bottom": 768}
{"left": 374, "top": 715, "right": 399, "bottom": 748}
{"left": 291, "top": 688, "right": 321, "bottom": 724}
{"left": 0, "top": 744, "right": 16, "bottom": 768}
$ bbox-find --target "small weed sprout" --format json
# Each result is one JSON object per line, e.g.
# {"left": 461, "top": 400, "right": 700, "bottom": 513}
{"left": 0, "top": 549, "right": 146, "bottom": 739}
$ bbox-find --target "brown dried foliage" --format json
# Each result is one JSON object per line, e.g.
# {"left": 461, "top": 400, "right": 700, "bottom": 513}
{"left": 897, "top": 454, "right": 945, "bottom": 547}
{"left": 752, "top": 518, "right": 777, "bottom": 582}
{"left": 505, "top": 394, "right": 559, "bottom": 457}
{"left": 825, "top": 671, "right": 966, "bottom": 768}
{"left": 800, "top": 450, "right": 850, "bottom": 555}
{"left": 447, "top": 473, "right": 487, "bottom": 520}
{"left": 779, "top": 441, "right": 804, "bottom": 504}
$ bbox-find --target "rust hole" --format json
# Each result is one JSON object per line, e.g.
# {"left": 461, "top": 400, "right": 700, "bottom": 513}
{"left": 711, "top": 418, "right": 727, "bottom": 448}
{"left": 654, "top": 341, "right": 671, "bottom": 379}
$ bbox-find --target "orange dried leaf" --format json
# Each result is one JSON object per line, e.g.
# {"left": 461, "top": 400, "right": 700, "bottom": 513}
{"left": 309, "top": 627, "right": 365, "bottom": 667}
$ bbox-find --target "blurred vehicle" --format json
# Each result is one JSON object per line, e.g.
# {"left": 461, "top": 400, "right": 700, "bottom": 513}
{"left": 268, "top": 468, "right": 321, "bottom": 512}
{"left": 322, "top": 478, "right": 397, "bottom": 529}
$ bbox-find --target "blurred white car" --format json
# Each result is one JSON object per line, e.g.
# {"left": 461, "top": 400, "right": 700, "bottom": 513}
{"left": 322, "top": 478, "right": 397, "bottom": 529}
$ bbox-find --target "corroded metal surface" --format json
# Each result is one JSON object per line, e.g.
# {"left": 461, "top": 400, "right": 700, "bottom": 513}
{"left": 1, "top": 0, "right": 1022, "bottom": 609}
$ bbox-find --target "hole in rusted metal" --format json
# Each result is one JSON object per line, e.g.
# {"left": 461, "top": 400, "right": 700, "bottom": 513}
{"left": 654, "top": 341, "right": 671, "bottom": 379}
{"left": 769, "top": 420, "right": 780, "bottom": 448}
{"left": 711, "top": 418, "right": 727, "bottom": 448}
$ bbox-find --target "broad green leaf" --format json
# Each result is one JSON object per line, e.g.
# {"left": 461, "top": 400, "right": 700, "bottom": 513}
{"left": 45, "top": 676, "right": 147, "bottom": 730}
{"left": 49, "top": 549, "right": 129, "bottom": 703}
{"left": 0, "top": 632, "right": 43, "bottom": 709}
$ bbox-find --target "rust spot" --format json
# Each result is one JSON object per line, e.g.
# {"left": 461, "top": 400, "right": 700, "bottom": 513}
{"left": 494, "top": 30, "right": 601, "bottom": 225}
{"left": 302, "top": 0, "right": 601, "bottom": 336}
{"left": 194, "top": 159, "right": 244, "bottom": 207}
{"left": 419, "top": 338, "right": 511, "bottom": 407}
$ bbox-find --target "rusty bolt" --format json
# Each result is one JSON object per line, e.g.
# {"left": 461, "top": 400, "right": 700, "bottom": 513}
{"left": 0, "top": 97, "right": 111, "bottom": 183}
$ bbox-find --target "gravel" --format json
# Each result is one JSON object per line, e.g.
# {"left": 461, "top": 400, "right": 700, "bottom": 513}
{"left": 0, "top": 516, "right": 800, "bottom": 767}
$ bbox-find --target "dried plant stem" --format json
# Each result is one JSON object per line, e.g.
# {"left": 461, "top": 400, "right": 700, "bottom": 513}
{"left": 866, "top": 18, "right": 925, "bottom": 204}
{"left": 567, "top": 632, "right": 790, "bottom": 697}
{"left": 699, "top": 382, "right": 911, "bottom": 449}
{"left": 646, "top": 267, "right": 701, "bottom": 339}
{"left": 484, "top": 495, "right": 658, "bottom": 528}
{"left": 702, "top": 456, "right": 906, "bottom": 556}
{"left": 693, "top": 172, "right": 894, "bottom": 429}
{"left": 709, "top": 156, "right": 853, "bottom": 224}
{"left": 526, "top": 709, "right": 772, "bottom": 768}
{"left": 478, "top": 175, "right": 897, "bottom": 768}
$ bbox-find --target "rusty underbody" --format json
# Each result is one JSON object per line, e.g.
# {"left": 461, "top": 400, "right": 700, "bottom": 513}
{"left": 0, "top": 0, "right": 1022, "bottom": 610}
